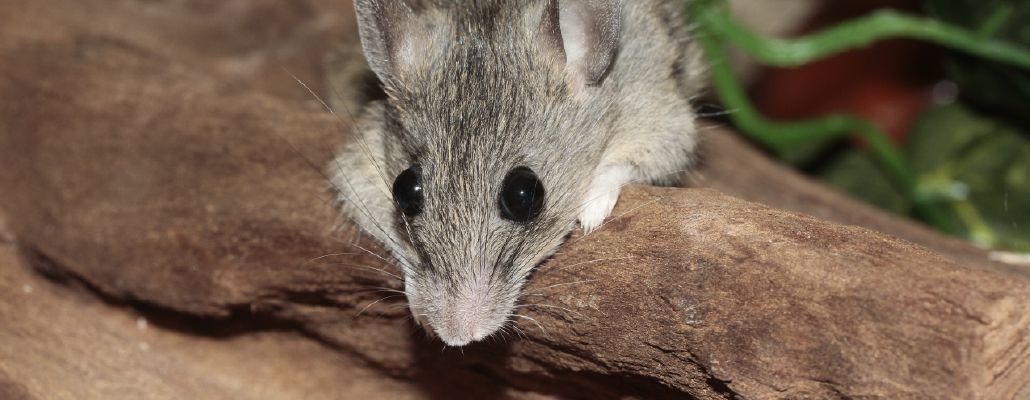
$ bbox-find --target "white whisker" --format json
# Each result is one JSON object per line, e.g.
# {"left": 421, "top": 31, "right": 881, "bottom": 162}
{"left": 355, "top": 294, "right": 405, "bottom": 317}
{"left": 511, "top": 314, "right": 547, "bottom": 336}
{"left": 516, "top": 303, "right": 583, "bottom": 318}
{"left": 540, "top": 256, "right": 635, "bottom": 275}
{"left": 523, "top": 279, "right": 597, "bottom": 295}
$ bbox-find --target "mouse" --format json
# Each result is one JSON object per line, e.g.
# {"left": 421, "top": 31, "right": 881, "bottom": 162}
{"left": 327, "top": 0, "right": 705, "bottom": 346}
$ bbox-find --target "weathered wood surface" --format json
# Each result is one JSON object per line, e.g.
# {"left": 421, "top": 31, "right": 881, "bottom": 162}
{"left": 1, "top": 1, "right": 1027, "bottom": 399}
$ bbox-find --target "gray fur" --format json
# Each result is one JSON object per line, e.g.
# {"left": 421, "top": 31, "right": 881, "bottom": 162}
{"left": 329, "top": 0, "right": 706, "bottom": 346}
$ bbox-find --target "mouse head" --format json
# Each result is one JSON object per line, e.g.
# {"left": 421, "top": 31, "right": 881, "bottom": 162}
{"left": 352, "top": 0, "right": 622, "bottom": 346}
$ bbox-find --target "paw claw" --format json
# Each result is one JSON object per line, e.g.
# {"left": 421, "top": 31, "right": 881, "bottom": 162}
{"left": 578, "top": 191, "right": 619, "bottom": 234}
{"left": 577, "top": 165, "right": 634, "bottom": 234}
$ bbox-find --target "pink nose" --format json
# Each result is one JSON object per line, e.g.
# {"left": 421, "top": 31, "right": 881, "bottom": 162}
{"left": 434, "top": 294, "right": 496, "bottom": 346}
{"left": 438, "top": 317, "right": 489, "bottom": 347}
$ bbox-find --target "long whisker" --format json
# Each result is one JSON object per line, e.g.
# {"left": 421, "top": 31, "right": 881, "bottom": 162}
{"left": 538, "top": 256, "right": 636, "bottom": 275}
{"left": 256, "top": 110, "right": 356, "bottom": 217}
{"left": 283, "top": 69, "right": 420, "bottom": 269}
{"left": 515, "top": 303, "right": 584, "bottom": 318}
{"left": 320, "top": 72, "right": 423, "bottom": 256}
{"left": 353, "top": 287, "right": 407, "bottom": 296}
{"left": 320, "top": 261, "right": 404, "bottom": 282}
{"left": 299, "top": 252, "right": 363, "bottom": 267}
{"left": 522, "top": 279, "right": 598, "bottom": 296}
{"left": 355, "top": 294, "right": 405, "bottom": 317}
{"left": 510, "top": 323, "right": 529, "bottom": 340}
{"left": 510, "top": 314, "right": 547, "bottom": 336}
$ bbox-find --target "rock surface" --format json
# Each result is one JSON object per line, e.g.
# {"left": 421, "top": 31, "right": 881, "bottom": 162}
{"left": 1, "top": 0, "right": 1028, "bottom": 399}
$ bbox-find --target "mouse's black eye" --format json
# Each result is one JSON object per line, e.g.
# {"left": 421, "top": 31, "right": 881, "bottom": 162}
{"left": 392, "top": 165, "right": 424, "bottom": 217}
{"left": 499, "top": 166, "right": 545, "bottom": 222}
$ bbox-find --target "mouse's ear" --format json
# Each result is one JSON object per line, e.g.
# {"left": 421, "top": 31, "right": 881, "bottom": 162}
{"left": 536, "top": 0, "right": 622, "bottom": 86}
{"left": 353, "top": 0, "right": 444, "bottom": 83}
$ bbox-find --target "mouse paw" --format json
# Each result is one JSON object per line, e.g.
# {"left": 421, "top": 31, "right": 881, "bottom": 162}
{"left": 578, "top": 165, "right": 634, "bottom": 234}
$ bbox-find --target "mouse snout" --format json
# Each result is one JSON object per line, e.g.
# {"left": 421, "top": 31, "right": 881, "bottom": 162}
{"left": 436, "top": 298, "right": 492, "bottom": 344}
{"left": 426, "top": 283, "right": 510, "bottom": 347}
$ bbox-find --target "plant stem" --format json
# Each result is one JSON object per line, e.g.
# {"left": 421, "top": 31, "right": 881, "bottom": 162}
{"left": 690, "top": 0, "right": 1030, "bottom": 70}
{"left": 685, "top": 0, "right": 989, "bottom": 230}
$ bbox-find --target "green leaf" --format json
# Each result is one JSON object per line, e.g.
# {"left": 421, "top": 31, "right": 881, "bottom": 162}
{"left": 908, "top": 104, "right": 1030, "bottom": 251}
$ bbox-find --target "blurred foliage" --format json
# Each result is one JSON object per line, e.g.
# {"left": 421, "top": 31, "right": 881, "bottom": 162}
{"left": 819, "top": 150, "right": 909, "bottom": 215}
{"left": 822, "top": 104, "right": 1030, "bottom": 251}
{"left": 691, "top": 0, "right": 1030, "bottom": 251}
{"left": 926, "top": 0, "right": 1030, "bottom": 128}
{"left": 890, "top": 0, "right": 1030, "bottom": 250}
{"left": 908, "top": 104, "right": 1030, "bottom": 250}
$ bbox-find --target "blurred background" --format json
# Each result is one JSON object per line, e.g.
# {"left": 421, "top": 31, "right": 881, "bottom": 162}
{"left": 721, "top": 0, "right": 1029, "bottom": 254}
{"left": 1, "top": 1, "right": 1028, "bottom": 398}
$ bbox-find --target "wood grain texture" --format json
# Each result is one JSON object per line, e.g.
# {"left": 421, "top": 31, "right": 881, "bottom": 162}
{"left": 0, "top": 0, "right": 1027, "bottom": 399}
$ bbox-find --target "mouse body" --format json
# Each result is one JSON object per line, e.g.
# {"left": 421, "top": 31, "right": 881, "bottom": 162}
{"left": 328, "top": 0, "right": 705, "bottom": 346}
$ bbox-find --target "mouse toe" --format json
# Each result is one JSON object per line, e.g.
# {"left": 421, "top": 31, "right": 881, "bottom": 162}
{"left": 578, "top": 164, "right": 634, "bottom": 233}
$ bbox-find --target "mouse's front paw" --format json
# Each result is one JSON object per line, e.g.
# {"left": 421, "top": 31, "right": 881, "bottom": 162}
{"left": 578, "top": 165, "right": 634, "bottom": 234}
{"left": 578, "top": 190, "right": 619, "bottom": 234}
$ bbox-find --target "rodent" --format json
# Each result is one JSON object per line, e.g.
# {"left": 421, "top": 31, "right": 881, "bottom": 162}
{"left": 327, "top": 0, "right": 705, "bottom": 346}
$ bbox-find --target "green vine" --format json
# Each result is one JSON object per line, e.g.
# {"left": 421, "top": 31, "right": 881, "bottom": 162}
{"left": 686, "top": 0, "right": 1030, "bottom": 234}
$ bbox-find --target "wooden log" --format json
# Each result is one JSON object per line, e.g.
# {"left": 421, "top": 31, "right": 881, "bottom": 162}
{"left": 0, "top": 220, "right": 517, "bottom": 400}
{"left": 0, "top": 1, "right": 1027, "bottom": 399}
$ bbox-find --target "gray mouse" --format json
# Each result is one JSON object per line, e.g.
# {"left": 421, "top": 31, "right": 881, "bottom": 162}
{"left": 328, "top": 0, "right": 705, "bottom": 346}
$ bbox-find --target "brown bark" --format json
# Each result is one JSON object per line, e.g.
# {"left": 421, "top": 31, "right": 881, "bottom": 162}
{"left": 0, "top": 1, "right": 1027, "bottom": 399}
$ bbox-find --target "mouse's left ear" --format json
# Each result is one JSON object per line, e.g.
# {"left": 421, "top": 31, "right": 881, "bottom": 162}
{"left": 535, "top": 0, "right": 622, "bottom": 86}
{"left": 353, "top": 0, "right": 449, "bottom": 84}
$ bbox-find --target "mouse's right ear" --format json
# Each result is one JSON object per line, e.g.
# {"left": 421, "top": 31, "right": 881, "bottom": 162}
{"left": 535, "top": 0, "right": 622, "bottom": 87}
{"left": 353, "top": 0, "right": 441, "bottom": 83}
